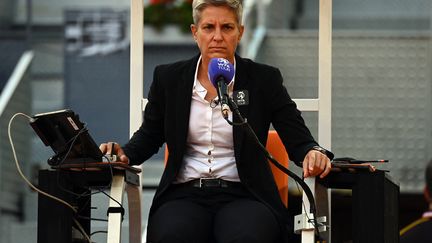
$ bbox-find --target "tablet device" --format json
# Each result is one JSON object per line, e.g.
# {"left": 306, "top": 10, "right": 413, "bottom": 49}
{"left": 30, "top": 109, "right": 103, "bottom": 165}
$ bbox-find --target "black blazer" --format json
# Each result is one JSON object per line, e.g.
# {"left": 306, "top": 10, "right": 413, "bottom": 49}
{"left": 123, "top": 54, "right": 329, "bottom": 240}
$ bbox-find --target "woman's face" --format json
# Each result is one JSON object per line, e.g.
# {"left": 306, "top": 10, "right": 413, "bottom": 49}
{"left": 191, "top": 5, "right": 244, "bottom": 64}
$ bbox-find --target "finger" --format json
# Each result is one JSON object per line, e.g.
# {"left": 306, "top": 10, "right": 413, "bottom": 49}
{"left": 307, "top": 153, "right": 316, "bottom": 174}
{"left": 314, "top": 159, "right": 326, "bottom": 176}
{"left": 320, "top": 160, "right": 332, "bottom": 178}
{"left": 112, "top": 142, "right": 118, "bottom": 155}
{"left": 309, "top": 152, "right": 328, "bottom": 176}
{"left": 119, "top": 154, "right": 129, "bottom": 164}
{"left": 303, "top": 160, "right": 309, "bottom": 178}
{"left": 106, "top": 142, "right": 113, "bottom": 155}
{"left": 113, "top": 144, "right": 129, "bottom": 164}
{"left": 99, "top": 143, "right": 108, "bottom": 153}
{"left": 317, "top": 154, "right": 326, "bottom": 170}
{"left": 303, "top": 151, "right": 317, "bottom": 177}
{"left": 110, "top": 142, "right": 121, "bottom": 155}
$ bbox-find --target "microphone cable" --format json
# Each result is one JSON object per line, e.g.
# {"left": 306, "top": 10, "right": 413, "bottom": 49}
{"left": 225, "top": 98, "right": 324, "bottom": 241}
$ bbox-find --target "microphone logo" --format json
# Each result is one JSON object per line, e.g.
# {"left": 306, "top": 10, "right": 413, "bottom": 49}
{"left": 216, "top": 58, "right": 231, "bottom": 72}
{"left": 208, "top": 57, "right": 234, "bottom": 87}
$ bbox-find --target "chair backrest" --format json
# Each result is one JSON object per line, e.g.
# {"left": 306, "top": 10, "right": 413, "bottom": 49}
{"left": 266, "top": 130, "right": 289, "bottom": 207}
{"left": 164, "top": 130, "right": 289, "bottom": 207}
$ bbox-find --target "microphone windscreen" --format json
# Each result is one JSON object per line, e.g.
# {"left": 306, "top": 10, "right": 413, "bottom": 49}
{"left": 208, "top": 58, "right": 235, "bottom": 88}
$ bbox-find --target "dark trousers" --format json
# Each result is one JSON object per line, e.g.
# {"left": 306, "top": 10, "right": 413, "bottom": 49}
{"left": 146, "top": 183, "right": 281, "bottom": 243}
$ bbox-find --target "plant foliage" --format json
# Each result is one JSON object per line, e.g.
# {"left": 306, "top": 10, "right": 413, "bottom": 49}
{"left": 144, "top": 0, "right": 193, "bottom": 33}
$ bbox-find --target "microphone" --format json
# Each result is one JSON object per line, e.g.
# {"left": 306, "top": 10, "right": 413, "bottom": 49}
{"left": 208, "top": 58, "right": 235, "bottom": 119}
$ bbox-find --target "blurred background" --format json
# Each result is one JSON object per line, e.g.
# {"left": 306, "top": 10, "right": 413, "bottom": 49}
{"left": 0, "top": 0, "right": 431, "bottom": 242}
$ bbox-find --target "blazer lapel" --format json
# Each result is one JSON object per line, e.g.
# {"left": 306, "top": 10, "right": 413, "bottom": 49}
{"left": 233, "top": 56, "right": 250, "bottom": 164}
{"left": 174, "top": 56, "right": 199, "bottom": 155}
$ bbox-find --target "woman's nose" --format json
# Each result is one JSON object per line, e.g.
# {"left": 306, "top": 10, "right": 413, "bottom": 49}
{"left": 213, "top": 27, "right": 223, "bottom": 41}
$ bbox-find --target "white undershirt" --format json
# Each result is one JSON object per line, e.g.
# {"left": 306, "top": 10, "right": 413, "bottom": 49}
{"left": 175, "top": 56, "right": 240, "bottom": 183}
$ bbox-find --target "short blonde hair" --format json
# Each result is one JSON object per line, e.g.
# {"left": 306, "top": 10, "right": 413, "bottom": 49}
{"left": 192, "top": 0, "right": 243, "bottom": 25}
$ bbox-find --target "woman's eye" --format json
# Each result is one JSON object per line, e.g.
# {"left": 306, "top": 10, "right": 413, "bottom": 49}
{"left": 223, "top": 25, "right": 234, "bottom": 30}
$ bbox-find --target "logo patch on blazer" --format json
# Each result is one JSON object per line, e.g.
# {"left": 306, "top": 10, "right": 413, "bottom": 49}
{"left": 233, "top": 90, "right": 249, "bottom": 106}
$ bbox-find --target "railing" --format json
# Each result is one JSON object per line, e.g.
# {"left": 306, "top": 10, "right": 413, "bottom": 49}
{"left": 0, "top": 50, "right": 33, "bottom": 243}
{"left": 241, "top": 0, "right": 273, "bottom": 60}
{"left": 0, "top": 51, "right": 34, "bottom": 116}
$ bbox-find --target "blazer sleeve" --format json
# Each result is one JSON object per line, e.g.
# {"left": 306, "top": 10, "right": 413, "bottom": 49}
{"left": 122, "top": 66, "right": 166, "bottom": 165}
{"left": 264, "top": 67, "right": 333, "bottom": 165}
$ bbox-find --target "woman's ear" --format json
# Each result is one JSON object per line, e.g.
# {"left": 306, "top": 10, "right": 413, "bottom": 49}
{"left": 238, "top": 25, "right": 245, "bottom": 42}
{"left": 191, "top": 24, "right": 197, "bottom": 41}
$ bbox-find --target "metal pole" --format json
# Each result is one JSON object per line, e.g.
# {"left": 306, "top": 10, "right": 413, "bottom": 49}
{"left": 128, "top": 1, "right": 144, "bottom": 242}
{"left": 26, "top": 0, "right": 33, "bottom": 47}
{"left": 318, "top": 0, "right": 332, "bottom": 150}
{"left": 301, "top": 0, "right": 332, "bottom": 242}
{"left": 130, "top": 0, "right": 144, "bottom": 135}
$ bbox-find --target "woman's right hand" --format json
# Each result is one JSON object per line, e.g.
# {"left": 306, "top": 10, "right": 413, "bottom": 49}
{"left": 99, "top": 142, "right": 129, "bottom": 164}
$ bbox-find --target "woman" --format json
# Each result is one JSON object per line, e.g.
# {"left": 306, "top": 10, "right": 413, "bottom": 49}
{"left": 101, "top": 0, "right": 333, "bottom": 242}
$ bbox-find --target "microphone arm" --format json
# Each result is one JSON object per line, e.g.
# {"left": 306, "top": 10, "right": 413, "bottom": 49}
{"left": 225, "top": 97, "right": 322, "bottom": 237}
{"left": 216, "top": 77, "right": 230, "bottom": 119}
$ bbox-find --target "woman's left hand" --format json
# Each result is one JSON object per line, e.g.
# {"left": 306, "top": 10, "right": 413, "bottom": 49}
{"left": 302, "top": 150, "right": 331, "bottom": 178}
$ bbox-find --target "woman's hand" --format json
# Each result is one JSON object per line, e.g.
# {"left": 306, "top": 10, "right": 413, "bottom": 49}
{"left": 99, "top": 142, "right": 129, "bottom": 164}
{"left": 302, "top": 150, "right": 331, "bottom": 178}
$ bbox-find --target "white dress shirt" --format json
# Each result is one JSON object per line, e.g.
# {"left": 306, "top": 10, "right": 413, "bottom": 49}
{"left": 175, "top": 56, "right": 240, "bottom": 183}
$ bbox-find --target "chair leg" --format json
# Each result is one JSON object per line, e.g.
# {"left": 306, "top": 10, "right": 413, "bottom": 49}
{"left": 126, "top": 177, "right": 143, "bottom": 243}
{"left": 315, "top": 182, "right": 330, "bottom": 241}
{"left": 297, "top": 177, "right": 330, "bottom": 242}
{"left": 107, "top": 173, "right": 126, "bottom": 243}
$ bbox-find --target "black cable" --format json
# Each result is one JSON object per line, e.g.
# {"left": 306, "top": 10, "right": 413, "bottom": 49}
{"left": 99, "top": 190, "right": 124, "bottom": 209}
{"left": 47, "top": 125, "right": 124, "bottom": 239}
{"left": 90, "top": 230, "right": 108, "bottom": 236}
{"left": 54, "top": 128, "right": 113, "bottom": 198}
{"left": 225, "top": 97, "right": 323, "bottom": 240}
{"left": 294, "top": 181, "right": 326, "bottom": 243}
{"left": 58, "top": 149, "right": 123, "bottom": 210}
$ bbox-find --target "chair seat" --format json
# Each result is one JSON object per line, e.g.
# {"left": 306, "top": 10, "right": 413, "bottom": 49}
{"left": 266, "top": 130, "right": 289, "bottom": 207}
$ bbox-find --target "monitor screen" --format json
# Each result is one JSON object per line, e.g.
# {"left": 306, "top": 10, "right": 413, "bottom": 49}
{"left": 30, "top": 109, "right": 103, "bottom": 165}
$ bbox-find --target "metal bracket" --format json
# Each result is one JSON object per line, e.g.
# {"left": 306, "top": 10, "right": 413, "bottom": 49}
{"left": 107, "top": 206, "right": 125, "bottom": 222}
{"left": 294, "top": 213, "right": 327, "bottom": 234}
{"left": 125, "top": 170, "right": 140, "bottom": 186}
